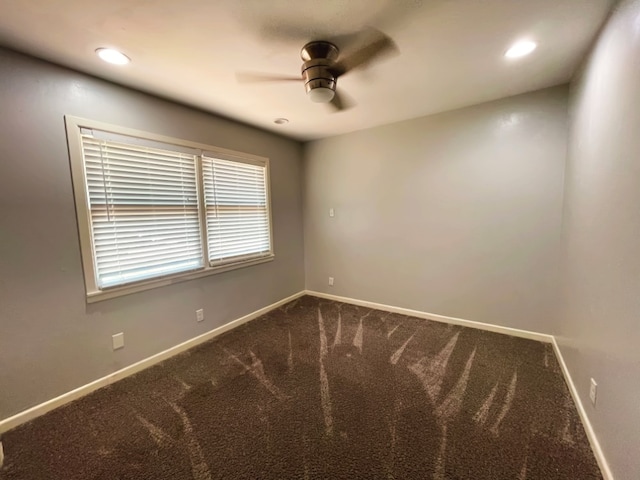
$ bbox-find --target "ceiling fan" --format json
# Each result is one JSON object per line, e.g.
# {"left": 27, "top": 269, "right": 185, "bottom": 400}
{"left": 237, "top": 27, "right": 398, "bottom": 112}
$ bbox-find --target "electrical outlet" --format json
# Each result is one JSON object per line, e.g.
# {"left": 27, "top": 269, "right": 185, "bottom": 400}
{"left": 112, "top": 332, "right": 125, "bottom": 350}
{"left": 328, "top": 277, "right": 334, "bottom": 286}
{"left": 589, "top": 378, "right": 598, "bottom": 406}
{"left": 329, "top": 208, "right": 335, "bottom": 217}
{"left": 196, "top": 309, "right": 204, "bottom": 322}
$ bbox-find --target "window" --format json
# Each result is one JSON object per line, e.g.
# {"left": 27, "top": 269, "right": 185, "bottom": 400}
{"left": 66, "top": 116, "right": 273, "bottom": 302}
{"left": 202, "top": 156, "right": 271, "bottom": 265}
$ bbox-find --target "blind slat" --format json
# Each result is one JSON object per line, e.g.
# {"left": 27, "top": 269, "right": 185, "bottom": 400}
{"left": 97, "top": 249, "right": 204, "bottom": 272}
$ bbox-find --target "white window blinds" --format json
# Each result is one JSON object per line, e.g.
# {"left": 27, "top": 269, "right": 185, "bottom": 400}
{"left": 202, "top": 155, "right": 271, "bottom": 265}
{"left": 82, "top": 135, "right": 203, "bottom": 288}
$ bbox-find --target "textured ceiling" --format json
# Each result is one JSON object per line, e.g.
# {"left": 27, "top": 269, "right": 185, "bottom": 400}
{"left": 0, "top": 0, "right": 615, "bottom": 140}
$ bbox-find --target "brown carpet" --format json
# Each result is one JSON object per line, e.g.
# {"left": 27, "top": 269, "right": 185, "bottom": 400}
{"left": 0, "top": 295, "right": 601, "bottom": 479}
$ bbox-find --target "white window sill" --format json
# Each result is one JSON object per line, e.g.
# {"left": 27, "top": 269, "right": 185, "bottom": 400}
{"left": 86, "top": 254, "right": 274, "bottom": 303}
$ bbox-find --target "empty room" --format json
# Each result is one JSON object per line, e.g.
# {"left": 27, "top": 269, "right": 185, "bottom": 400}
{"left": 0, "top": 0, "right": 638, "bottom": 479}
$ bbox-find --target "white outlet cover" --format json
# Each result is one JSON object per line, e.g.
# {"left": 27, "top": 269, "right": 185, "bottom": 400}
{"left": 329, "top": 208, "right": 335, "bottom": 217}
{"left": 112, "top": 332, "right": 125, "bottom": 350}
{"left": 589, "top": 378, "right": 598, "bottom": 405}
{"left": 328, "top": 277, "right": 334, "bottom": 286}
{"left": 196, "top": 309, "right": 204, "bottom": 322}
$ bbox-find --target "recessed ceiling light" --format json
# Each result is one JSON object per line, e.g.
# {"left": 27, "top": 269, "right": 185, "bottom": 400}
{"left": 96, "top": 48, "right": 131, "bottom": 65}
{"left": 274, "top": 118, "right": 289, "bottom": 125}
{"left": 504, "top": 41, "right": 537, "bottom": 59}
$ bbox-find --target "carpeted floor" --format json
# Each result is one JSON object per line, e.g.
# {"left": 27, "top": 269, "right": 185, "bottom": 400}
{"left": 0, "top": 296, "right": 601, "bottom": 479}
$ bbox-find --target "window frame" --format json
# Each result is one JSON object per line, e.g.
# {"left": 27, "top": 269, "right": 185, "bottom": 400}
{"left": 65, "top": 115, "right": 274, "bottom": 303}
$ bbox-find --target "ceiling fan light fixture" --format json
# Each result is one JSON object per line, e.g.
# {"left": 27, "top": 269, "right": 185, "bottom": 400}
{"left": 96, "top": 48, "right": 130, "bottom": 65}
{"left": 504, "top": 40, "right": 537, "bottom": 59}
{"left": 307, "top": 87, "right": 335, "bottom": 103}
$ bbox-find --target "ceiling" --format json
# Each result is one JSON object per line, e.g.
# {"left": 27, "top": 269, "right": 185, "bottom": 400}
{"left": 0, "top": 0, "right": 614, "bottom": 141}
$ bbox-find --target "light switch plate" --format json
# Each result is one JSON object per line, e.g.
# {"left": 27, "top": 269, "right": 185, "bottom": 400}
{"left": 589, "top": 378, "right": 598, "bottom": 406}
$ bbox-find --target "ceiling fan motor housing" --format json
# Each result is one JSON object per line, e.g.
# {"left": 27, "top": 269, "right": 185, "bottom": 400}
{"left": 301, "top": 41, "right": 339, "bottom": 100}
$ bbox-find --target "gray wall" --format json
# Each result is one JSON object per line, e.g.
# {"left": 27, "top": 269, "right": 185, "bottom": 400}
{"left": 304, "top": 86, "right": 569, "bottom": 333}
{"left": 0, "top": 48, "right": 305, "bottom": 420}
{"left": 559, "top": 1, "right": 640, "bottom": 478}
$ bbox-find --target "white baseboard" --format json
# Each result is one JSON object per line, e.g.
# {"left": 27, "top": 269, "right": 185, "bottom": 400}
{"left": 551, "top": 338, "right": 614, "bottom": 480}
{"left": 305, "top": 290, "right": 553, "bottom": 343}
{"left": 0, "top": 290, "right": 306, "bottom": 434}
